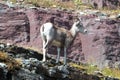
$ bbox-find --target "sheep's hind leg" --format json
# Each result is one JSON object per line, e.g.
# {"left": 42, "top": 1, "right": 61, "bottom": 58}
{"left": 42, "top": 39, "right": 52, "bottom": 62}
{"left": 42, "top": 41, "right": 47, "bottom": 62}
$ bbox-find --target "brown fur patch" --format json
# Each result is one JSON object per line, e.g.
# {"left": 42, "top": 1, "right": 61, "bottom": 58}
{"left": 52, "top": 25, "right": 74, "bottom": 47}
{"left": 53, "top": 25, "right": 73, "bottom": 38}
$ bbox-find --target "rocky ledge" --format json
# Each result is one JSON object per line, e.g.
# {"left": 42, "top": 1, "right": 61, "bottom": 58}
{"left": 0, "top": 43, "right": 119, "bottom": 80}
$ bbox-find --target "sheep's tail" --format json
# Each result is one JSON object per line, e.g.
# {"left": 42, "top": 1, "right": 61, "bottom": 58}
{"left": 40, "top": 24, "right": 45, "bottom": 38}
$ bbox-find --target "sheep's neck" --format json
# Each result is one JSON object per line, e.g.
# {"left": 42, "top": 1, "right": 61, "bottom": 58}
{"left": 67, "top": 27, "right": 78, "bottom": 46}
{"left": 69, "top": 26, "right": 78, "bottom": 38}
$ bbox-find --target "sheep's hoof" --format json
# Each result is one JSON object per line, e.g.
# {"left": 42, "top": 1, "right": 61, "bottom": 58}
{"left": 56, "top": 61, "right": 62, "bottom": 65}
{"left": 56, "top": 61, "right": 59, "bottom": 64}
{"left": 40, "top": 59, "right": 46, "bottom": 63}
{"left": 57, "top": 65, "right": 69, "bottom": 74}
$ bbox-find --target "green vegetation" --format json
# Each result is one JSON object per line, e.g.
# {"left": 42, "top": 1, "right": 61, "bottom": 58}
{"left": 102, "top": 68, "right": 120, "bottom": 79}
{"left": 70, "top": 62, "right": 120, "bottom": 79}
{"left": 69, "top": 63, "right": 98, "bottom": 74}
{"left": 8, "top": 0, "right": 120, "bottom": 15}
{"left": 9, "top": 0, "right": 76, "bottom": 9}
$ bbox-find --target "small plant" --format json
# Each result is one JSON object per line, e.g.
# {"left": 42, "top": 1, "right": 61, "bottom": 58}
{"left": 0, "top": 51, "right": 22, "bottom": 70}
{"left": 74, "top": 0, "right": 82, "bottom": 6}
{"left": 69, "top": 62, "right": 87, "bottom": 70}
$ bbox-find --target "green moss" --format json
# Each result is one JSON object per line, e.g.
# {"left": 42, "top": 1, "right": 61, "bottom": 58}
{"left": 70, "top": 62, "right": 120, "bottom": 79}
{"left": 86, "top": 65, "right": 98, "bottom": 74}
{"left": 8, "top": 0, "right": 120, "bottom": 15}
{"left": 102, "top": 68, "right": 120, "bottom": 79}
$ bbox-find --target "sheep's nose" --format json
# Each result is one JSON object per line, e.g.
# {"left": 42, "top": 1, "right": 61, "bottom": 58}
{"left": 84, "top": 29, "right": 87, "bottom": 33}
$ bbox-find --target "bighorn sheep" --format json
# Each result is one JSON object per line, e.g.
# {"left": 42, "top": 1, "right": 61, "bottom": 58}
{"left": 40, "top": 19, "right": 87, "bottom": 65}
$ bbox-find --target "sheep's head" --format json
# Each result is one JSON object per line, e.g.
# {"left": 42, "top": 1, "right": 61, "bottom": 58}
{"left": 73, "top": 18, "right": 87, "bottom": 34}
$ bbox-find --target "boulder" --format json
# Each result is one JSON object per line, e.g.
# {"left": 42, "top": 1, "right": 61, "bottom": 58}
{"left": 0, "top": 63, "right": 8, "bottom": 80}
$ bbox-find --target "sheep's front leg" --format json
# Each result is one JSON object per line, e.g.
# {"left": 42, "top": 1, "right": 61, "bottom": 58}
{"left": 56, "top": 47, "right": 60, "bottom": 63}
{"left": 64, "top": 47, "right": 67, "bottom": 65}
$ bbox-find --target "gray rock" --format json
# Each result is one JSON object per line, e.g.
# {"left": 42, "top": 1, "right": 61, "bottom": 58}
{"left": 105, "top": 76, "right": 119, "bottom": 80}
{"left": 0, "top": 63, "right": 8, "bottom": 80}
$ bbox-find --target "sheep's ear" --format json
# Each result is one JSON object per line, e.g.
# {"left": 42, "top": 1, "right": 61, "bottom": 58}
{"left": 78, "top": 17, "right": 82, "bottom": 21}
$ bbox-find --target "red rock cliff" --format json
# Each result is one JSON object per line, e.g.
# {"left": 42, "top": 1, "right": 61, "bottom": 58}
{"left": 0, "top": 3, "right": 120, "bottom": 68}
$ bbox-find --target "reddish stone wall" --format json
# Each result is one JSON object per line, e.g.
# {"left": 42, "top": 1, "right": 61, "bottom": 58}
{"left": 0, "top": 3, "right": 120, "bottom": 68}
{"left": 0, "top": 12, "right": 30, "bottom": 45}
{"left": 80, "top": 15, "right": 120, "bottom": 68}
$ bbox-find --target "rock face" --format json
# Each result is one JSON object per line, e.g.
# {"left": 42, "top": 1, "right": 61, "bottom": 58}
{"left": 0, "top": 3, "right": 120, "bottom": 69}
{"left": 80, "top": 15, "right": 120, "bottom": 68}
{"left": 0, "top": 10, "right": 30, "bottom": 45}
{"left": 81, "top": 0, "right": 120, "bottom": 9}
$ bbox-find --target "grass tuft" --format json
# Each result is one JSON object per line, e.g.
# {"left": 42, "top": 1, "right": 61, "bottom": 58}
{"left": 102, "top": 68, "right": 120, "bottom": 79}
{"left": 0, "top": 51, "right": 22, "bottom": 70}
{"left": 70, "top": 62, "right": 120, "bottom": 79}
